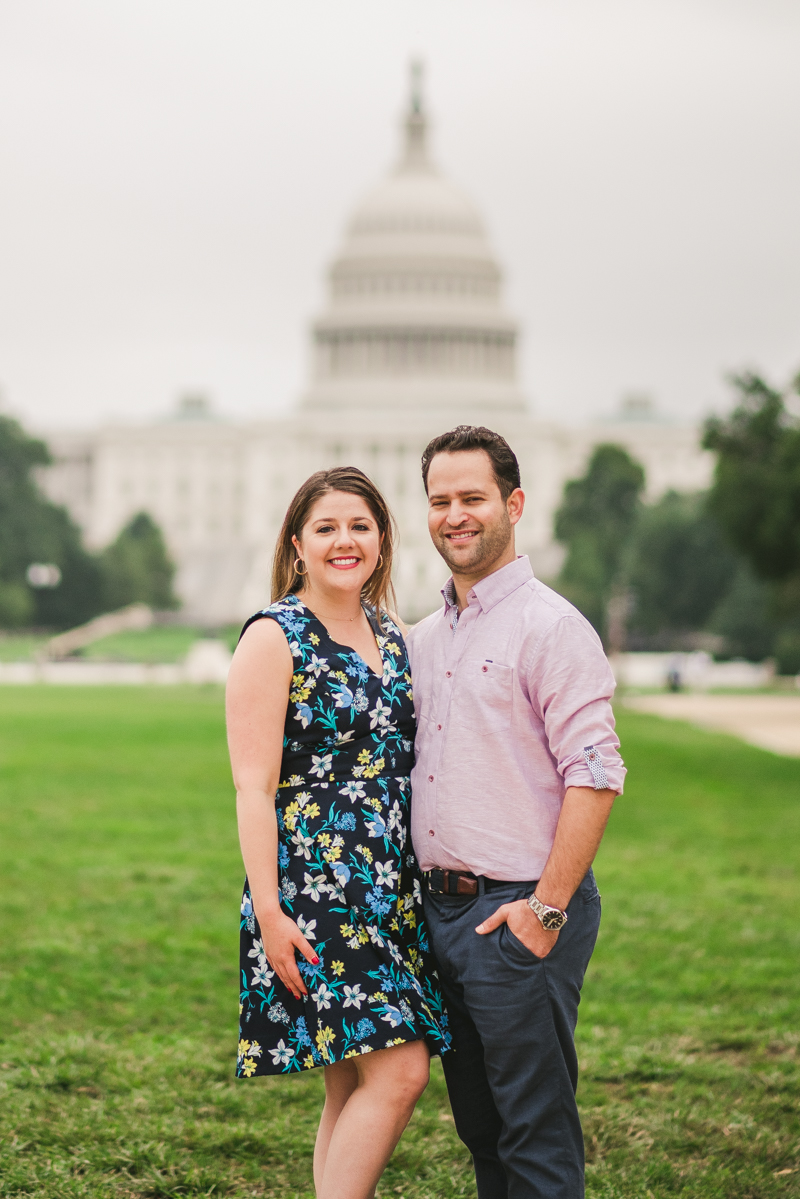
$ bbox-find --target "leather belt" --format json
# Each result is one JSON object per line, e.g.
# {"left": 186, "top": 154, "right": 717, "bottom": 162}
{"left": 423, "top": 868, "right": 478, "bottom": 896}
{"left": 423, "top": 869, "right": 540, "bottom": 897}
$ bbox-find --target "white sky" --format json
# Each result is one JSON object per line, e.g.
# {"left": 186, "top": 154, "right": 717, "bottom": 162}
{"left": 1, "top": 0, "right": 799, "bottom": 431}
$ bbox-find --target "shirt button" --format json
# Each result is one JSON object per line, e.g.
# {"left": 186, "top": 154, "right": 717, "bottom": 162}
{"left": 428, "top": 829, "right": 435, "bottom": 837}
{"left": 445, "top": 670, "right": 452, "bottom": 678}
{"left": 428, "top": 775, "right": 434, "bottom": 782}
{"left": 437, "top": 724, "right": 442, "bottom": 731}
{"left": 482, "top": 665, "right": 488, "bottom": 673}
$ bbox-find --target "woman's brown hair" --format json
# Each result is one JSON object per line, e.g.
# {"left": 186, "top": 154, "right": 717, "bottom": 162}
{"left": 271, "top": 467, "right": 397, "bottom": 613}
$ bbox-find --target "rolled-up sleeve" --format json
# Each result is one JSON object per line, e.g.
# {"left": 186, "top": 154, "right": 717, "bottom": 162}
{"left": 526, "top": 615, "right": 626, "bottom": 795}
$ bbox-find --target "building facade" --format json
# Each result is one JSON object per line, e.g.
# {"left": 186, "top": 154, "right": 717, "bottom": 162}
{"left": 41, "top": 75, "right": 712, "bottom": 624}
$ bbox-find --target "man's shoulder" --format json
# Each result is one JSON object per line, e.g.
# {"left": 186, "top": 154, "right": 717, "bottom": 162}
{"left": 518, "top": 577, "right": 604, "bottom": 648}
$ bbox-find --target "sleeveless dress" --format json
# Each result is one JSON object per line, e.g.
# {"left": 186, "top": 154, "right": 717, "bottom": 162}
{"left": 236, "top": 595, "right": 450, "bottom": 1077}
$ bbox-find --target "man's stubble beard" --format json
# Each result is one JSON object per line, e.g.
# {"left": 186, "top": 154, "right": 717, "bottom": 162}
{"left": 433, "top": 509, "right": 513, "bottom": 578}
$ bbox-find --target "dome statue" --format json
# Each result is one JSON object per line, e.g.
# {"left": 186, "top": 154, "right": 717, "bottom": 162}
{"left": 301, "top": 63, "right": 526, "bottom": 419}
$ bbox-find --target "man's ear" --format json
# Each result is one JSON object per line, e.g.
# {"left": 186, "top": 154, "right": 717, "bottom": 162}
{"left": 507, "top": 488, "right": 525, "bottom": 526}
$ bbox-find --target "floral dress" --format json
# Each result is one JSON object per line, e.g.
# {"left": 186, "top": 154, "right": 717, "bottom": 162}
{"left": 237, "top": 595, "right": 450, "bottom": 1076}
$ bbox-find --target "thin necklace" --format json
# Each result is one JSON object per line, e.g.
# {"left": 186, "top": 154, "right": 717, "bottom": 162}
{"left": 300, "top": 596, "right": 362, "bottom": 623}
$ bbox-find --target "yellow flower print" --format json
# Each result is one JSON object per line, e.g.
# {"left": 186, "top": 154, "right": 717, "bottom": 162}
{"left": 303, "top": 1054, "right": 316, "bottom": 1070}
{"left": 309, "top": 632, "right": 320, "bottom": 646}
{"left": 391, "top": 1037, "right": 405, "bottom": 1046}
{"left": 357, "top": 749, "right": 371, "bottom": 765}
{"left": 334, "top": 670, "right": 348, "bottom": 683}
{"left": 344, "top": 1049, "right": 359, "bottom": 1058}
{"left": 238, "top": 1038, "right": 251, "bottom": 1057}
{"left": 323, "top": 844, "right": 342, "bottom": 862}
{"left": 331, "top": 960, "right": 345, "bottom": 976}
{"left": 318, "top": 832, "right": 331, "bottom": 848}
{"left": 355, "top": 844, "right": 373, "bottom": 863}
{"left": 367, "top": 796, "right": 383, "bottom": 811}
{"left": 369, "top": 991, "right": 388, "bottom": 1002}
{"left": 305, "top": 803, "right": 320, "bottom": 819}
{"left": 340, "top": 922, "right": 355, "bottom": 938}
{"left": 241, "top": 1057, "right": 257, "bottom": 1076}
{"left": 292, "top": 673, "right": 305, "bottom": 687}
{"left": 356, "top": 926, "right": 369, "bottom": 945}
{"left": 386, "top": 642, "right": 401, "bottom": 655}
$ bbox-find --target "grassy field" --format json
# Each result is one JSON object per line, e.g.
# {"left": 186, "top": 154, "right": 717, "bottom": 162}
{"left": 0, "top": 627, "right": 241, "bottom": 663}
{"left": 0, "top": 687, "right": 798, "bottom": 1198}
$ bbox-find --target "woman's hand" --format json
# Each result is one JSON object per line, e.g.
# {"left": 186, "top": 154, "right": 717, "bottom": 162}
{"left": 259, "top": 907, "right": 319, "bottom": 1000}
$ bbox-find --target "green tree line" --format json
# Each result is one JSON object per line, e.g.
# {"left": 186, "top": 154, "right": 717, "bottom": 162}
{"left": 0, "top": 414, "right": 178, "bottom": 630}
{"left": 553, "top": 372, "right": 800, "bottom": 674}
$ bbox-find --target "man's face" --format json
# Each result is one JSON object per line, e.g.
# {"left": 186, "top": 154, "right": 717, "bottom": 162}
{"left": 426, "top": 449, "right": 523, "bottom": 576}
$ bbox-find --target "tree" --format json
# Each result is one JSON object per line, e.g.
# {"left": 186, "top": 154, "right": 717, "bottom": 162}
{"left": 627, "top": 491, "right": 738, "bottom": 639}
{"left": 0, "top": 414, "right": 104, "bottom": 629}
{"left": 99, "top": 512, "right": 178, "bottom": 611}
{"left": 554, "top": 444, "right": 646, "bottom": 641}
{"left": 703, "top": 372, "right": 800, "bottom": 588}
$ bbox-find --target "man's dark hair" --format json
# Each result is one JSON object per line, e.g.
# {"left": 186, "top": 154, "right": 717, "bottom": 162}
{"left": 421, "top": 425, "right": 521, "bottom": 500}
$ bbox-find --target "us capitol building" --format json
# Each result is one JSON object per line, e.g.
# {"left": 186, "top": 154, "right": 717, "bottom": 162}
{"left": 41, "top": 72, "right": 711, "bottom": 624}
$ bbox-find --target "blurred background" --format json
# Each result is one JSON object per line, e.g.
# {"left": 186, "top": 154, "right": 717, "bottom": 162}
{"left": 1, "top": 0, "right": 799, "bottom": 679}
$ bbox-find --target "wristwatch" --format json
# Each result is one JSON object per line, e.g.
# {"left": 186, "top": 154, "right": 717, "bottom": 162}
{"left": 527, "top": 892, "right": 568, "bottom": 931}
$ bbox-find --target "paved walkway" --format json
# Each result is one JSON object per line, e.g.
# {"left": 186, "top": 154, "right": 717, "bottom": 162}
{"left": 622, "top": 693, "right": 800, "bottom": 757}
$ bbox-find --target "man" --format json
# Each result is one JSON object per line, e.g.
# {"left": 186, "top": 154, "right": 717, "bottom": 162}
{"left": 406, "top": 425, "right": 625, "bottom": 1199}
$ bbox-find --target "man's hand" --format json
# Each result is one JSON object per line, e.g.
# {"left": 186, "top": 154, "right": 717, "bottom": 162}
{"left": 476, "top": 899, "right": 560, "bottom": 959}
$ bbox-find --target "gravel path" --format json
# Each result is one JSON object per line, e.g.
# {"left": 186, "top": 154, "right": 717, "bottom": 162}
{"left": 622, "top": 693, "right": 800, "bottom": 757}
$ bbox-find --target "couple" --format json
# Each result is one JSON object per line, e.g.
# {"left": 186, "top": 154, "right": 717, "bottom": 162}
{"left": 226, "top": 425, "right": 625, "bottom": 1199}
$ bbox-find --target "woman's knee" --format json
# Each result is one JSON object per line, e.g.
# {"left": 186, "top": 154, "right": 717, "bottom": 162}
{"left": 364, "top": 1041, "right": 430, "bottom": 1109}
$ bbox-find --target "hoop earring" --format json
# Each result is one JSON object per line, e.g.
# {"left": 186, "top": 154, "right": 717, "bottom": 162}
{"left": 378, "top": 554, "right": 384, "bottom": 568}
{"left": 294, "top": 558, "right": 307, "bottom": 576}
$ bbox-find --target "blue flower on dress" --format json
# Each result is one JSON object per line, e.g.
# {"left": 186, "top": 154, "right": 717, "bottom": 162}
{"left": 334, "top": 812, "right": 357, "bottom": 831}
{"left": 365, "top": 887, "right": 392, "bottom": 918}
{"left": 295, "top": 1017, "right": 312, "bottom": 1048}
{"left": 365, "top": 813, "right": 387, "bottom": 839}
{"left": 331, "top": 683, "right": 354, "bottom": 709}
{"left": 278, "top": 844, "right": 290, "bottom": 869}
{"left": 355, "top": 1018, "right": 376, "bottom": 1040}
{"left": 331, "top": 862, "right": 351, "bottom": 887}
{"left": 379, "top": 1005, "right": 404, "bottom": 1028}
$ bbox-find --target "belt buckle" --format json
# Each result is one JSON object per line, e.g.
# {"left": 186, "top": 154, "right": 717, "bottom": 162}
{"left": 427, "top": 868, "right": 446, "bottom": 895}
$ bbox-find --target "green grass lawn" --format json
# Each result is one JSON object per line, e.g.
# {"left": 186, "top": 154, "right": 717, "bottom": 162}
{"left": 0, "top": 687, "right": 798, "bottom": 1198}
{"left": 0, "top": 626, "right": 241, "bottom": 664}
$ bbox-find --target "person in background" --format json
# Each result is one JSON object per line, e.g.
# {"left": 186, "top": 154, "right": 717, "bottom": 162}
{"left": 226, "top": 467, "right": 449, "bottom": 1199}
{"left": 407, "top": 425, "right": 625, "bottom": 1199}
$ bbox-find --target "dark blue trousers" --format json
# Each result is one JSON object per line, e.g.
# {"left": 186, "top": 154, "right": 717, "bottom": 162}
{"left": 424, "top": 871, "right": 601, "bottom": 1199}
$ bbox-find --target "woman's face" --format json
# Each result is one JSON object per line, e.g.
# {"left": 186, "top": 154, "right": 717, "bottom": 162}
{"left": 292, "top": 490, "right": 382, "bottom": 598}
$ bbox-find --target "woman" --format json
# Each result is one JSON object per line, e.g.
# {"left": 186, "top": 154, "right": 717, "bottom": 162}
{"left": 226, "top": 466, "right": 449, "bottom": 1199}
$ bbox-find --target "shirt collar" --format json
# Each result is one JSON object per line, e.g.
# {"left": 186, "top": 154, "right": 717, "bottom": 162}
{"left": 441, "top": 555, "right": 534, "bottom": 616}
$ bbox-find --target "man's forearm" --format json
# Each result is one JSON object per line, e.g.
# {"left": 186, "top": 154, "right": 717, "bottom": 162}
{"left": 534, "top": 786, "right": 616, "bottom": 911}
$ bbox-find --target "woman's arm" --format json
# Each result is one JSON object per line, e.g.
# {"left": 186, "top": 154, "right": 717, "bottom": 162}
{"left": 226, "top": 618, "right": 317, "bottom": 999}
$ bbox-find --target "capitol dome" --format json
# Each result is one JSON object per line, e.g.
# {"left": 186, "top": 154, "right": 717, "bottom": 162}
{"left": 302, "top": 67, "right": 525, "bottom": 418}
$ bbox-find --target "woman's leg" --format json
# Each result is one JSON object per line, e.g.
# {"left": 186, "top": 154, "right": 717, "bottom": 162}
{"left": 314, "top": 1058, "right": 359, "bottom": 1193}
{"left": 317, "top": 1039, "right": 430, "bottom": 1199}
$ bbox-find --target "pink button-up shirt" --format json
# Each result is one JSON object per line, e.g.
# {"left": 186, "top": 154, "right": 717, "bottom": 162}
{"left": 406, "top": 555, "right": 625, "bottom": 881}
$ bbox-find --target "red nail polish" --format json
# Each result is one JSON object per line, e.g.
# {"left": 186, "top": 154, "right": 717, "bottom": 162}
{"left": 312, "top": 956, "right": 320, "bottom": 965}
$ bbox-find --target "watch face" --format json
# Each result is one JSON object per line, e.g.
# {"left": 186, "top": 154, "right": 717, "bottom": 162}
{"left": 542, "top": 910, "right": 565, "bottom": 931}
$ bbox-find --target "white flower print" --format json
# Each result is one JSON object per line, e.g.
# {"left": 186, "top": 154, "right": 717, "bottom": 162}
{"left": 312, "top": 983, "right": 334, "bottom": 1011}
{"left": 366, "top": 924, "right": 385, "bottom": 947}
{"left": 296, "top": 915, "right": 317, "bottom": 940}
{"left": 380, "top": 1005, "right": 403, "bottom": 1027}
{"left": 302, "top": 872, "right": 329, "bottom": 902}
{"left": 382, "top": 661, "right": 399, "bottom": 686}
{"left": 413, "top": 878, "right": 422, "bottom": 904}
{"left": 269, "top": 1039, "right": 295, "bottom": 1067}
{"left": 388, "top": 941, "right": 404, "bottom": 965}
{"left": 369, "top": 697, "right": 393, "bottom": 731}
{"left": 339, "top": 779, "right": 366, "bottom": 803}
{"left": 310, "top": 753, "right": 333, "bottom": 778}
{"left": 248, "top": 1041, "right": 263, "bottom": 1057}
{"left": 291, "top": 831, "right": 314, "bottom": 859}
{"left": 247, "top": 938, "right": 265, "bottom": 959}
{"left": 387, "top": 801, "right": 403, "bottom": 832}
{"left": 335, "top": 730, "right": 355, "bottom": 744}
{"left": 251, "top": 959, "right": 274, "bottom": 987}
{"left": 374, "top": 860, "right": 399, "bottom": 889}
{"left": 343, "top": 984, "right": 366, "bottom": 1009}
{"left": 305, "top": 654, "right": 330, "bottom": 678}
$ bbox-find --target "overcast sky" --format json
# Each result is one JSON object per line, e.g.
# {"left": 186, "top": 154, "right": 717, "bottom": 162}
{"left": 1, "top": 0, "right": 799, "bottom": 432}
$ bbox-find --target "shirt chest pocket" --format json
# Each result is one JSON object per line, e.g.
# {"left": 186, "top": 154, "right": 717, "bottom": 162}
{"left": 451, "top": 659, "right": 514, "bottom": 738}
